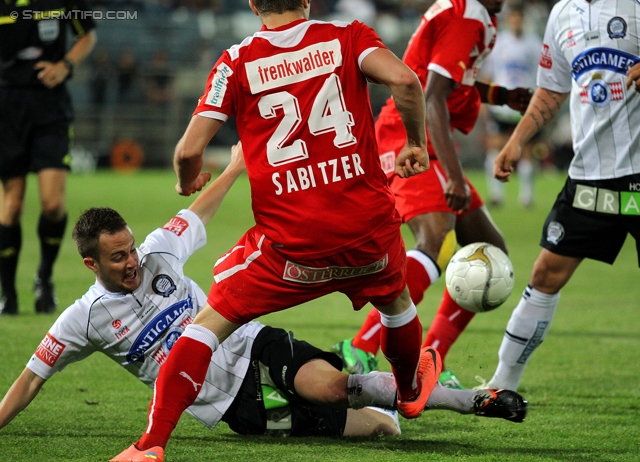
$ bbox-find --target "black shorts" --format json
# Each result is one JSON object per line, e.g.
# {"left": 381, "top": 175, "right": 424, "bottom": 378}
{"left": 221, "top": 326, "right": 347, "bottom": 437}
{"left": 540, "top": 175, "right": 640, "bottom": 265}
{"left": 0, "top": 85, "right": 73, "bottom": 179}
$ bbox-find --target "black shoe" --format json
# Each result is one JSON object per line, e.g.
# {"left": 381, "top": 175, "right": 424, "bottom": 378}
{"left": 0, "top": 295, "right": 18, "bottom": 315}
{"left": 474, "top": 389, "right": 528, "bottom": 423}
{"left": 34, "top": 278, "right": 57, "bottom": 314}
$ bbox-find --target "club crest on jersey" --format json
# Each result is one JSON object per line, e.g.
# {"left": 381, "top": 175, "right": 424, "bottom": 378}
{"left": 546, "top": 221, "right": 565, "bottom": 245}
{"left": 607, "top": 17, "right": 627, "bottom": 39}
{"left": 586, "top": 74, "right": 613, "bottom": 108}
{"left": 152, "top": 274, "right": 176, "bottom": 297}
{"left": 126, "top": 296, "right": 193, "bottom": 363}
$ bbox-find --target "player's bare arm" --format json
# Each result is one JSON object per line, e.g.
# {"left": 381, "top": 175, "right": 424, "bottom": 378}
{"left": 494, "top": 87, "right": 568, "bottom": 182}
{"left": 475, "top": 82, "right": 533, "bottom": 115}
{"left": 35, "top": 29, "right": 97, "bottom": 89}
{"left": 360, "top": 48, "right": 428, "bottom": 178}
{"left": 188, "top": 142, "right": 246, "bottom": 226}
{"left": 625, "top": 62, "right": 640, "bottom": 93}
{"left": 425, "top": 71, "right": 469, "bottom": 212}
{"left": 0, "top": 369, "right": 45, "bottom": 430}
{"left": 174, "top": 115, "right": 223, "bottom": 196}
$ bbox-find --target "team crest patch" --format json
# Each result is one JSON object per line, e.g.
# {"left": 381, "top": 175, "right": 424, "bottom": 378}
{"left": 163, "top": 216, "right": 189, "bottom": 236}
{"left": 546, "top": 221, "right": 565, "bottom": 245}
{"left": 152, "top": 274, "right": 177, "bottom": 297}
{"left": 607, "top": 17, "right": 627, "bottom": 39}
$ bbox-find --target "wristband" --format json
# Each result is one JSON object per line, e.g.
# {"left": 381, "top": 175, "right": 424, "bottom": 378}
{"left": 63, "top": 59, "right": 74, "bottom": 78}
{"left": 488, "top": 84, "right": 507, "bottom": 105}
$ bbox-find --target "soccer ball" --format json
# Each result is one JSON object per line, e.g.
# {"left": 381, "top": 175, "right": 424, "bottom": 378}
{"left": 445, "top": 242, "right": 515, "bottom": 313}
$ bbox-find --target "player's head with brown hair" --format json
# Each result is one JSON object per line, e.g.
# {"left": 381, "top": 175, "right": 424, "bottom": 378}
{"left": 73, "top": 207, "right": 128, "bottom": 260}
{"left": 73, "top": 207, "right": 141, "bottom": 293}
{"left": 250, "top": 0, "right": 307, "bottom": 15}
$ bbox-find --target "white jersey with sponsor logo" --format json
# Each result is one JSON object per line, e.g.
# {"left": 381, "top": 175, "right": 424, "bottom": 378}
{"left": 27, "top": 208, "right": 264, "bottom": 429}
{"left": 538, "top": 0, "right": 640, "bottom": 180}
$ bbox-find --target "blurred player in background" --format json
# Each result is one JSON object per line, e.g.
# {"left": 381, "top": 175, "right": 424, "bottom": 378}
{"left": 0, "top": 0, "right": 97, "bottom": 315}
{"left": 488, "top": 0, "right": 640, "bottom": 391}
{"left": 112, "top": 0, "right": 438, "bottom": 459}
{"left": 332, "top": 0, "right": 531, "bottom": 389}
{"left": 480, "top": 3, "right": 542, "bottom": 208}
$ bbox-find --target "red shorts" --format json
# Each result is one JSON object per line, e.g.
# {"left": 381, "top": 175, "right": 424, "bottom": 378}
{"left": 388, "top": 161, "right": 484, "bottom": 223}
{"left": 208, "top": 225, "right": 407, "bottom": 324}
{"left": 376, "top": 114, "right": 484, "bottom": 223}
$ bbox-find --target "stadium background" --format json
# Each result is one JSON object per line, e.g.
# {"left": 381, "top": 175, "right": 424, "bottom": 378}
{"left": 68, "top": 0, "right": 570, "bottom": 173}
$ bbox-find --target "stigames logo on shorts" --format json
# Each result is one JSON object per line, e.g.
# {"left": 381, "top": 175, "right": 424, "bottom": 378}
{"left": 35, "top": 333, "right": 66, "bottom": 367}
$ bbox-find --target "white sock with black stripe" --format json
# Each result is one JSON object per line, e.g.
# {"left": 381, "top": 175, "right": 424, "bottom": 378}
{"left": 487, "top": 285, "right": 560, "bottom": 391}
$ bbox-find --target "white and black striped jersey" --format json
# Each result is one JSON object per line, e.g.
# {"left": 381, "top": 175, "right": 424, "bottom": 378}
{"left": 27, "top": 208, "right": 264, "bottom": 429}
{"left": 538, "top": 0, "right": 640, "bottom": 180}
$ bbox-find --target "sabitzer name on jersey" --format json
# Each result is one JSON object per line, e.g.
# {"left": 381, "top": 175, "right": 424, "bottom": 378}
{"left": 125, "top": 296, "right": 194, "bottom": 363}
{"left": 272, "top": 154, "right": 365, "bottom": 195}
{"left": 246, "top": 40, "right": 343, "bottom": 94}
{"left": 571, "top": 48, "right": 639, "bottom": 79}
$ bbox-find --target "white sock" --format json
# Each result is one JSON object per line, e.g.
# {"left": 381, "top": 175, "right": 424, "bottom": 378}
{"left": 485, "top": 150, "right": 503, "bottom": 203}
{"left": 425, "top": 382, "right": 477, "bottom": 414}
{"left": 183, "top": 323, "right": 220, "bottom": 353}
{"left": 517, "top": 158, "right": 534, "bottom": 206}
{"left": 347, "top": 372, "right": 397, "bottom": 410}
{"left": 488, "top": 285, "right": 560, "bottom": 391}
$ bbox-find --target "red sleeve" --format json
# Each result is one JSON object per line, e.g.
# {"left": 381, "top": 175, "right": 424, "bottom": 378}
{"left": 429, "top": 16, "right": 482, "bottom": 84}
{"left": 349, "top": 21, "right": 388, "bottom": 65}
{"left": 193, "top": 51, "right": 236, "bottom": 121}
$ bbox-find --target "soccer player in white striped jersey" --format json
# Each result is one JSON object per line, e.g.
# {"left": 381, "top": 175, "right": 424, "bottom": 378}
{"left": 489, "top": 0, "right": 640, "bottom": 392}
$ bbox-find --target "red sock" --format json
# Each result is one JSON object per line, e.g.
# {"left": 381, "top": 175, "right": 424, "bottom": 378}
{"left": 352, "top": 254, "right": 434, "bottom": 354}
{"left": 422, "top": 288, "right": 475, "bottom": 365}
{"left": 136, "top": 336, "right": 213, "bottom": 450}
{"left": 405, "top": 252, "right": 434, "bottom": 305}
{"left": 352, "top": 308, "right": 382, "bottom": 354}
{"left": 380, "top": 314, "right": 422, "bottom": 401}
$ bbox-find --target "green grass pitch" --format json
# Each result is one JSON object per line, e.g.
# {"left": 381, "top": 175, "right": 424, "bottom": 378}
{"left": 0, "top": 168, "right": 638, "bottom": 461}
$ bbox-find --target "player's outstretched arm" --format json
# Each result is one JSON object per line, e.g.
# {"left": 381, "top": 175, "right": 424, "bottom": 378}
{"left": 188, "top": 142, "right": 246, "bottom": 226}
{"left": 174, "top": 115, "right": 223, "bottom": 196}
{"left": 0, "top": 368, "right": 46, "bottom": 430}
{"left": 494, "top": 87, "right": 568, "bottom": 182}
{"left": 360, "top": 48, "right": 428, "bottom": 177}
{"left": 425, "top": 71, "right": 470, "bottom": 212}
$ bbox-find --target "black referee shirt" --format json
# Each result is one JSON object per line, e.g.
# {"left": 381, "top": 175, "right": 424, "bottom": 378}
{"left": 0, "top": 0, "right": 95, "bottom": 86}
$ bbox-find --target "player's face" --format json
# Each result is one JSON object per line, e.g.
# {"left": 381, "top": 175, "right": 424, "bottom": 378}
{"left": 478, "top": 0, "right": 503, "bottom": 14}
{"left": 88, "top": 228, "right": 141, "bottom": 293}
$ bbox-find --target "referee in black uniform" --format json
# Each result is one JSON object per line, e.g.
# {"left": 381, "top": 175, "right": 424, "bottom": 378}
{"left": 0, "top": 0, "right": 96, "bottom": 315}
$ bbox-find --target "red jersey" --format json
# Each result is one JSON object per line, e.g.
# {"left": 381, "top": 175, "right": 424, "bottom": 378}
{"left": 195, "top": 19, "right": 399, "bottom": 260}
{"left": 377, "top": 0, "right": 497, "bottom": 158}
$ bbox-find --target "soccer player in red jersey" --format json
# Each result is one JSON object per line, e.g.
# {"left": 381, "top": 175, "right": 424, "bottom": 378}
{"left": 111, "top": 1, "right": 436, "bottom": 459}
{"left": 333, "top": 0, "right": 532, "bottom": 388}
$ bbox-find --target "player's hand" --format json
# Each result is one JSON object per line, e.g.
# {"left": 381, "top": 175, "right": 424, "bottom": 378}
{"left": 625, "top": 62, "right": 640, "bottom": 93}
{"left": 175, "top": 172, "right": 212, "bottom": 196}
{"left": 34, "top": 61, "right": 70, "bottom": 89}
{"left": 505, "top": 87, "right": 533, "bottom": 114}
{"left": 445, "top": 178, "right": 471, "bottom": 212}
{"left": 394, "top": 144, "right": 429, "bottom": 178}
{"left": 494, "top": 142, "right": 521, "bottom": 183}
{"left": 227, "top": 142, "right": 247, "bottom": 175}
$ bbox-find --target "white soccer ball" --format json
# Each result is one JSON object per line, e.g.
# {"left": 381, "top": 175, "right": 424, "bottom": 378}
{"left": 445, "top": 242, "right": 515, "bottom": 313}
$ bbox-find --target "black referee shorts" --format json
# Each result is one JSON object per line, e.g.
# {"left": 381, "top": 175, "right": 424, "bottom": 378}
{"left": 540, "top": 174, "right": 640, "bottom": 265}
{"left": 0, "top": 85, "right": 73, "bottom": 179}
